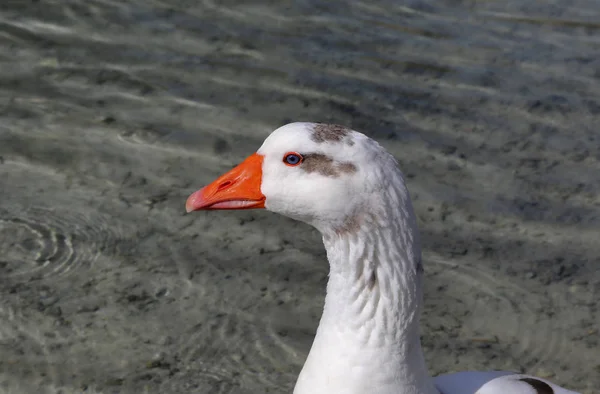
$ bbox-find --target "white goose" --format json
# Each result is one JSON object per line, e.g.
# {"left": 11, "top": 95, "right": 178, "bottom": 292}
{"left": 186, "top": 122, "right": 580, "bottom": 394}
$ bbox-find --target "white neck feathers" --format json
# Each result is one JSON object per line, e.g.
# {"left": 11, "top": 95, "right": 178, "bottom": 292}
{"left": 294, "top": 181, "right": 439, "bottom": 394}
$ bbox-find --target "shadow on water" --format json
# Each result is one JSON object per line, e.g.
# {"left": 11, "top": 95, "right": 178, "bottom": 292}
{"left": 0, "top": 0, "right": 599, "bottom": 393}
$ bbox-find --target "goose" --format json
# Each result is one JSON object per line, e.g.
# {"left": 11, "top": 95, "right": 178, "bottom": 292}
{"left": 185, "top": 122, "right": 580, "bottom": 394}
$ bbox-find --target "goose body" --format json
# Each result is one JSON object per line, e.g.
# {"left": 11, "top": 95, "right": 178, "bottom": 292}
{"left": 186, "top": 122, "right": 580, "bottom": 394}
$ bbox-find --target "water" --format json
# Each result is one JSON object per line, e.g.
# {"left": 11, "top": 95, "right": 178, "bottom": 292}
{"left": 1, "top": 1, "right": 599, "bottom": 393}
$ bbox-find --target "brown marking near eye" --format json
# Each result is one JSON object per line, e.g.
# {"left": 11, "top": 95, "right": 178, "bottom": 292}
{"left": 311, "top": 123, "right": 354, "bottom": 146}
{"left": 302, "top": 153, "right": 357, "bottom": 178}
{"left": 302, "top": 154, "right": 337, "bottom": 176}
{"left": 337, "top": 162, "right": 358, "bottom": 174}
{"left": 519, "top": 378, "right": 554, "bottom": 394}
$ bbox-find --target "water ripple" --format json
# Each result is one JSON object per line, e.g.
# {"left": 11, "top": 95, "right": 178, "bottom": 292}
{"left": 425, "top": 250, "right": 593, "bottom": 377}
{"left": 0, "top": 207, "right": 119, "bottom": 284}
{"left": 0, "top": 306, "right": 57, "bottom": 394}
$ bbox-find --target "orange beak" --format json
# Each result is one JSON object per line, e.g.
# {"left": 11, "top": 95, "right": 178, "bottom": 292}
{"left": 185, "top": 153, "right": 266, "bottom": 212}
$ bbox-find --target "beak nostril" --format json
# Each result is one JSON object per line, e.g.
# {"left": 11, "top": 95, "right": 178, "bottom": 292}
{"left": 217, "top": 180, "right": 233, "bottom": 191}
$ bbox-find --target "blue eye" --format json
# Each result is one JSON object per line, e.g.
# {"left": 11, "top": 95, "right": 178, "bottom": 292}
{"left": 283, "top": 152, "right": 303, "bottom": 166}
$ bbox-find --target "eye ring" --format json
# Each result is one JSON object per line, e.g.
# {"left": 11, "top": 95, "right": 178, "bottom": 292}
{"left": 283, "top": 152, "right": 303, "bottom": 166}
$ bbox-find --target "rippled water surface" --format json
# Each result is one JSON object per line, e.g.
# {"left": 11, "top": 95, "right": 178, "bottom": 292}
{"left": 1, "top": 1, "right": 599, "bottom": 393}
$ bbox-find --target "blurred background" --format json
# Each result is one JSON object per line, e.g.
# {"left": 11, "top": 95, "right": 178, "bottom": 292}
{"left": 0, "top": 1, "right": 599, "bottom": 393}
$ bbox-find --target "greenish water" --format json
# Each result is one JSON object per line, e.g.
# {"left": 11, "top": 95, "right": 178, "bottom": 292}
{"left": 0, "top": 1, "right": 598, "bottom": 393}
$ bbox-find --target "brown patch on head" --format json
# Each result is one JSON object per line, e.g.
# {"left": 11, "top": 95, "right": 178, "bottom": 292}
{"left": 311, "top": 123, "right": 354, "bottom": 145}
{"left": 519, "top": 378, "right": 554, "bottom": 394}
{"left": 302, "top": 153, "right": 357, "bottom": 178}
{"left": 367, "top": 270, "right": 377, "bottom": 290}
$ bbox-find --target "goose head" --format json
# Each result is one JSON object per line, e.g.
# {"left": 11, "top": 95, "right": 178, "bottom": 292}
{"left": 186, "top": 122, "right": 405, "bottom": 235}
{"left": 186, "top": 123, "right": 428, "bottom": 394}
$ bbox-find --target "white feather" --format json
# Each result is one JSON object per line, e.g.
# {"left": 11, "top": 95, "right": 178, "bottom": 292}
{"left": 253, "top": 123, "right": 580, "bottom": 394}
